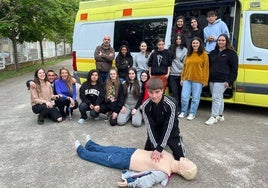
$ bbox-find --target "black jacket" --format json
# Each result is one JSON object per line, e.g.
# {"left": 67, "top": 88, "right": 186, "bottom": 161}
{"left": 79, "top": 82, "right": 105, "bottom": 106}
{"left": 209, "top": 48, "right": 238, "bottom": 86}
{"left": 115, "top": 55, "right": 133, "bottom": 79}
{"left": 143, "top": 95, "right": 180, "bottom": 152}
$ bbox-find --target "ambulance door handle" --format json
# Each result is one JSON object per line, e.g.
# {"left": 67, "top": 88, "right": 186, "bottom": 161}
{"left": 246, "top": 57, "right": 262, "bottom": 61}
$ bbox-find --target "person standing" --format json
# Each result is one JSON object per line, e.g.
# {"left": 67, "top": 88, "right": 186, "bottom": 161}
{"left": 115, "top": 45, "right": 133, "bottom": 83}
{"left": 54, "top": 67, "right": 78, "bottom": 120}
{"left": 179, "top": 37, "right": 209, "bottom": 120}
{"left": 78, "top": 69, "right": 105, "bottom": 124}
{"left": 94, "top": 35, "right": 115, "bottom": 82}
{"left": 168, "top": 34, "right": 188, "bottom": 110}
{"left": 205, "top": 34, "right": 238, "bottom": 125}
{"left": 148, "top": 38, "right": 171, "bottom": 92}
{"left": 143, "top": 78, "right": 185, "bottom": 161}
{"left": 204, "top": 10, "right": 230, "bottom": 53}
{"left": 117, "top": 68, "right": 142, "bottom": 127}
{"left": 133, "top": 41, "right": 149, "bottom": 81}
{"left": 189, "top": 17, "right": 204, "bottom": 44}
{"left": 171, "top": 16, "right": 189, "bottom": 45}
{"left": 30, "top": 68, "right": 62, "bottom": 125}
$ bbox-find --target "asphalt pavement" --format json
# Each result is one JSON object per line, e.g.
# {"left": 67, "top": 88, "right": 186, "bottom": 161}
{"left": 0, "top": 59, "right": 267, "bottom": 188}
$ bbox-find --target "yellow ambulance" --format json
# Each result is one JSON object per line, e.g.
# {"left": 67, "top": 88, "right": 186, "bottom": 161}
{"left": 72, "top": 0, "right": 268, "bottom": 107}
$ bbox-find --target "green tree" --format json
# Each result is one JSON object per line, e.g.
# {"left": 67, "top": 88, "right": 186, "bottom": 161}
{"left": 0, "top": 0, "right": 78, "bottom": 69}
{"left": 46, "top": 0, "right": 78, "bottom": 58}
{"left": 19, "top": 0, "right": 78, "bottom": 65}
{"left": 0, "top": 0, "right": 25, "bottom": 71}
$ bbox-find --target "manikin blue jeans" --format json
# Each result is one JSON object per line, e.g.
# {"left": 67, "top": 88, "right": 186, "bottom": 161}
{"left": 76, "top": 140, "right": 136, "bottom": 169}
{"left": 181, "top": 80, "right": 203, "bottom": 115}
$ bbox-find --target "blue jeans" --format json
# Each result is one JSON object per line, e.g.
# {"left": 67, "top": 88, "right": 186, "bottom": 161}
{"left": 79, "top": 102, "right": 99, "bottom": 119}
{"left": 76, "top": 140, "right": 136, "bottom": 169}
{"left": 181, "top": 80, "right": 202, "bottom": 115}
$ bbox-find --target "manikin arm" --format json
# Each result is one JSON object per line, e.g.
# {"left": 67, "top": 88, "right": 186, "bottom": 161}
{"left": 117, "top": 170, "right": 169, "bottom": 187}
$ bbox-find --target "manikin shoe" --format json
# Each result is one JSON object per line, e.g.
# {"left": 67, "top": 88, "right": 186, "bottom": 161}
{"left": 86, "top": 135, "right": 91, "bottom": 142}
{"left": 75, "top": 140, "right": 81, "bottom": 149}
{"left": 178, "top": 157, "right": 198, "bottom": 180}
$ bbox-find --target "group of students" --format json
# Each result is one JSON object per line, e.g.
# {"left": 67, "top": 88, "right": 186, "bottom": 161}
{"left": 28, "top": 67, "right": 78, "bottom": 125}
{"left": 28, "top": 9, "right": 238, "bottom": 127}
{"left": 78, "top": 67, "right": 150, "bottom": 127}
{"left": 102, "top": 10, "right": 238, "bottom": 125}
{"left": 170, "top": 10, "right": 238, "bottom": 125}
{"left": 28, "top": 66, "right": 151, "bottom": 127}
{"left": 28, "top": 69, "right": 199, "bottom": 186}
{"left": 26, "top": 9, "right": 239, "bottom": 187}
{"left": 29, "top": 68, "right": 199, "bottom": 186}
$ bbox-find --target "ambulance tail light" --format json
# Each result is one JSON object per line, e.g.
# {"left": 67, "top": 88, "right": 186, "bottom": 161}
{"left": 72, "top": 51, "right": 77, "bottom": 71}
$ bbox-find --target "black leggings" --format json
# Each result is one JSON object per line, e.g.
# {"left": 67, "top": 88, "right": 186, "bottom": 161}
{"left": 32, "top": 104, "right": 61, "bottom": 122}
{"left": 55, "top": 98, "right": 78, "bottom": 118}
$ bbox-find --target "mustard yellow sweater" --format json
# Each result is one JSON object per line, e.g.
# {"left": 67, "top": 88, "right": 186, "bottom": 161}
{"left": 181, "top": 52, "right": 209, "bottom": 86}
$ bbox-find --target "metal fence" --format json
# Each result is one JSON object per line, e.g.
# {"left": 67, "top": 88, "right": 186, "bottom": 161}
{"left": 0, "top": 38, "right": 71, "bottom": 66}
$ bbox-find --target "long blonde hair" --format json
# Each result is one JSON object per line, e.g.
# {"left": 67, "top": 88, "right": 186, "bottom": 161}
{"left": 105, "top": 68, "right": 120, "bottom": 101}
{"left": 59, "top": 67, "right": 73, "bottom": 94}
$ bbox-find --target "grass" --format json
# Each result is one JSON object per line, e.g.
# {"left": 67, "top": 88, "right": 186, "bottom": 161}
{"left": 0, "top": 56, "right": 71, "bottom": 82}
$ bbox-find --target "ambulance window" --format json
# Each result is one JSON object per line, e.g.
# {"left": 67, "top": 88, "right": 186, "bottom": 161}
{"left": 250, "top": 14, "right": 268, "bottom": 49}
{"left": 114, "top": 18, "right": 168, "bottom": 52}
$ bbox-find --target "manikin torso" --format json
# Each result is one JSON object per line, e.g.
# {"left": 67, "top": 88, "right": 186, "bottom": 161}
{"left": 129, "top": 149, "right": 176, "bottom": 176}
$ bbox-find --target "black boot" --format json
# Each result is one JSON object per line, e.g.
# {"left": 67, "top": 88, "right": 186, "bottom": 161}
{"left": 37, "top": 114, "right": 44, "bottom": 125}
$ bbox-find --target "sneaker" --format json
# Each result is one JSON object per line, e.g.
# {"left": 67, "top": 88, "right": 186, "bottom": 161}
{"left": 94, "top": 117, "right": 100, "bottom": 121}
{"left": 216, "top": 115, "right": 225, "bottom": 122}
{"left": 205, "top": 116, "right": 218, "bottom": 125}
{"left": 178, "top": 112, "right": 185, "bottom": 118}
{"left": 75, "top": 140, "right": 81, "bottom": 149}
{"left": 186, "top": 114, "right": 195, "bottom": 120}
{"left": 78, "top": 118, "right": 86, "bottom": 124}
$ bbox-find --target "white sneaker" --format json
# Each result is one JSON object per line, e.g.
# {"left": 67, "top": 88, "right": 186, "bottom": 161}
{"left": 78, "top": 118, "right": 86, "bottom": 124}
{"left": 75, "top": 140, "right": 81, "bottom": 149}
{"left": 178, "top": 112, "right": 185, "bottom": 118}
{"left": 216, "top": 115, "right": 225, "bottom": 122}
{"left": 187, "top": 114, "right": 195, "bottom": 120}
{"left": 205, "top": 116, "right": 218, "bottom": 125}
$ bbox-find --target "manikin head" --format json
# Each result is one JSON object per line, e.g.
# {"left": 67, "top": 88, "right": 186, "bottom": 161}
{"left": 175, "top": 157, "right": 198, "bottom": 180}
